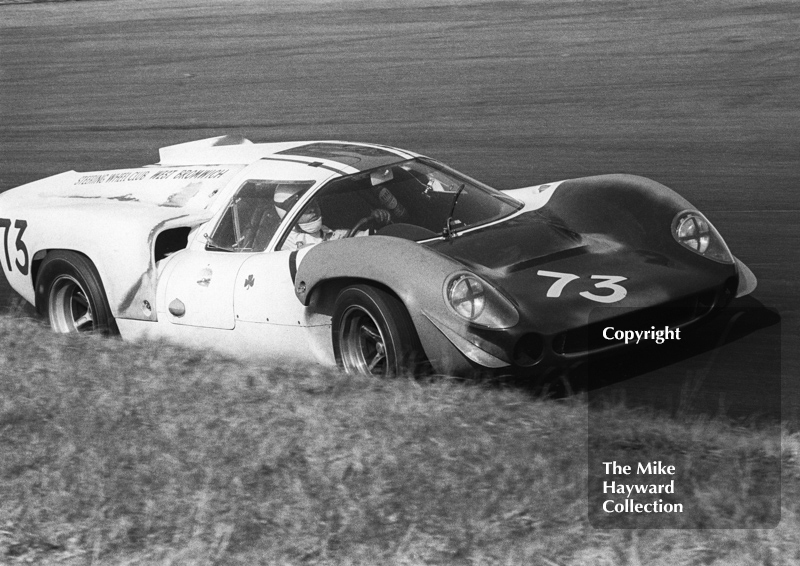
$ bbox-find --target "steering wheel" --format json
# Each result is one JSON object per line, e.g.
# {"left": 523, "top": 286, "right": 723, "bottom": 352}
{"left": 345, "top": 209, "right": 392, "bottom": 238}
{"left": 346, "top": 216, "right": 373, "bottom": 238}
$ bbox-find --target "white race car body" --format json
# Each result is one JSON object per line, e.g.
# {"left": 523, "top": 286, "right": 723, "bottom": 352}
{"left": 1, "top": 137, "right": 422, "bottom": 366}
{"left": 0, "top": 136, "right": 756, "bottom": 376}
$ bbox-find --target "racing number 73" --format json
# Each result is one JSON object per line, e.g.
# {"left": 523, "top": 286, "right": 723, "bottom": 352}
{"left": 0, "top": 218, "right": 29, "bottom": 276}
{"left": 537, "top": 270, "right": 627, "bottom": 303}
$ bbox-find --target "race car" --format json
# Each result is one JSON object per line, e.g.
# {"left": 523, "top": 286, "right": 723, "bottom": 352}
{"left": 0, "top": 135, "right": 757, "bottom": 377}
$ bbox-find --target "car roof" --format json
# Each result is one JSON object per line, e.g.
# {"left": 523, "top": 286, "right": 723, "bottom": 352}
{"left": 157, "top": 135, "right": 419, "bottom": 174}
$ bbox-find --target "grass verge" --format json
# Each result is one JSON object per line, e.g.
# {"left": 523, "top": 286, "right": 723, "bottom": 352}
{"left": 0, "top": 315, "right": 798, "bottom": 565}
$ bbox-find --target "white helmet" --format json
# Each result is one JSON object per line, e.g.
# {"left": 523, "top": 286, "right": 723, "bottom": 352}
{"left": 274, "top": 184, "right": 302, "bottom": 219}
{"left": 274, "top": 185, "right": 322, "bottom": 234}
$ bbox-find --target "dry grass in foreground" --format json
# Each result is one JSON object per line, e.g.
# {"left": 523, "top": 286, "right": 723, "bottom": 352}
{"left": 0, "top": 315, "right": 798, "bottom": 565}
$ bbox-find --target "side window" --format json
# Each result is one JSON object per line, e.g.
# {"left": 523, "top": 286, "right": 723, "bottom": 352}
{"left": 207, "top": 180, "right": 314, "bottom": 252}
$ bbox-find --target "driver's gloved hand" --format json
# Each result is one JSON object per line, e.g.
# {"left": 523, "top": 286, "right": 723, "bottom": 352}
{"left": 370, "top": 208, "right": 392, "bottom": 225}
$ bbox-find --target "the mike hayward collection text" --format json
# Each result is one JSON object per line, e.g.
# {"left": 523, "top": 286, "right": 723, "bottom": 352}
{"left": 601, "top": 461, "right": 684, "bottom": 514}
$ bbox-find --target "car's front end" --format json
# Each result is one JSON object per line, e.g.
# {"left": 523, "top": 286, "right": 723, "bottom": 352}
{"left": 419, "top": 175, "right": 755, "bottom": 375}
{"left": 289, "top": 155, "right": 755, "bottom": 377}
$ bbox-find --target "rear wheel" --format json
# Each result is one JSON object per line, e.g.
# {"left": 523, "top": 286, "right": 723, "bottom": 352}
{"left": 332, "top": 284, "right": 423, "bottom": 377}
{"left": 36, "top": 251, "right": 118, "bottom": 335}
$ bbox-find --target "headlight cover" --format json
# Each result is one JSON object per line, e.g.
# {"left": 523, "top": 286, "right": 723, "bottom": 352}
{"left": 672, "top": 210, "right": 733, "bottom": 264}
{"left": 444, "top": 273, "right": 519, "bottom": 329}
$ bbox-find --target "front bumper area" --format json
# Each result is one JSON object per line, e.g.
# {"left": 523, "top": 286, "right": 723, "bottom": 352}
{"left": 425, "top": 275, "right": 740, "bottom": 376}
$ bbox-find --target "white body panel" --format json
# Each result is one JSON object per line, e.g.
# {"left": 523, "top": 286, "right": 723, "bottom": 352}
{"left": 0, "top": 138, "right": 362, "bottom": 319}
{"left": 0, "top": 164, "right": 246, "bottom": 315}
{"left": 123, "top": 245, "right": 333, "bottom": 365}
{"left": 502, "top": 180, "right": 565, "bottom": 211}
{"left": 158, "top": 250, "right": 244, "bottom": 329}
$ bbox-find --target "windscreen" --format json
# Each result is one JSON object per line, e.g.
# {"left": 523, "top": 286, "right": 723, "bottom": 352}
{"left": 297, "top": 158, "right": 522, "bottom": 241}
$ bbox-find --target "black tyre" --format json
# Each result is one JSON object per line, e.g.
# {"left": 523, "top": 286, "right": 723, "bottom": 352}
{"left": 332, "top": 284, "right": 423, "bottom": 377}
{"left": 36, "top": 251, "right": 118, "bottom": 335}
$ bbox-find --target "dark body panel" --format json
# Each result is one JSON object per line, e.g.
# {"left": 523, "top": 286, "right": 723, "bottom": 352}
{"left": 423, "top": 175, "right": 740, "bottom": 369}
{"left": 426, "top": 217, "right": 735, "bottom": 335}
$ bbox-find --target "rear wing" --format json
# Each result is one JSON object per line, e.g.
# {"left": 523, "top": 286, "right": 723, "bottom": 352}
{"left": 158, "top": 135, "right": 253, "bottom": 165}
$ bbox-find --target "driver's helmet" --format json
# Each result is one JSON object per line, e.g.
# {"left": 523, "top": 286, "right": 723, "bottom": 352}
{"left": 274, "top": 184, "right": 322, "bottom": 234}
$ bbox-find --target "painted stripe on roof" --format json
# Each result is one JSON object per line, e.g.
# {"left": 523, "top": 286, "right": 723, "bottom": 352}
{"left": 258, "top": 156, "right": 352, "bottom": 176}
{"left": 276, "top": 142, "right": 406, "bottom": 171}
{"left": 366, "top": 142, "right": 416, "bottom": 160}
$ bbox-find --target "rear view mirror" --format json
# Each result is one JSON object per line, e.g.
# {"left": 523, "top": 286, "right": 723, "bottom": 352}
{"left": 370, "top": 168, "right": 394, "bottom": 186}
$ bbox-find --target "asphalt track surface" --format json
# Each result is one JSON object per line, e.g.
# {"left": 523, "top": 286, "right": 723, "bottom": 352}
{"left": 1, "top": 0, "right": 798, "bottom": 425}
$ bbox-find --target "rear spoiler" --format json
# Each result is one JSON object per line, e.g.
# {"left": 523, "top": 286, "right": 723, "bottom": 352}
{"left": 158, "top": 135, "right": 253, "bottom": 165}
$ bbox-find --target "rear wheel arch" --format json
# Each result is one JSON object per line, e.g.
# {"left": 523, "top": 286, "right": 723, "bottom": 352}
{"left": 30, "top": 249, "right": 49, "bottom": 298}
{"left": 34, "top": 249, "right": 118, "bottom": 335}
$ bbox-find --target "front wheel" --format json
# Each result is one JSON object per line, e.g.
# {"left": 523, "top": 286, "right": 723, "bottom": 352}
{"left": 36, "top": 251, "right": 118, "bottom": 335}
{"left": 332, "top": 284, "right": 423, "bottom": 377}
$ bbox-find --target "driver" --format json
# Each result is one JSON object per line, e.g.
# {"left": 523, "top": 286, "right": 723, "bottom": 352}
{"left": 274, "top": 185, "right": 390, "bottom": 250}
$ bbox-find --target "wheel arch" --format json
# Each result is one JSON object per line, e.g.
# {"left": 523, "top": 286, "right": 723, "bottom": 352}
{"left": 32, "top": 248, "right": 103, "bottom": 313}
{"left": 30, "top": 249, "right": 49, "bottom": 305}
{"left": 331, "top": 282, "right": 426, "bottom": 377}
{"left": 308, "top": 277, "right": 450, "bottom": 373}
{"left": 33, "top": 248, "right": 118, "bottom": 334}
{"left": 307, "top": 275, "right": 397, "bottom": 317}
{"left": 295, "top": 237, "right": 477, "bottom": 375}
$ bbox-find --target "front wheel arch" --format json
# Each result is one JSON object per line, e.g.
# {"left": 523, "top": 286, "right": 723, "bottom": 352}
{"left": 331, "top": 283, "right": 427, "bottom": 377}
{"left": 307, "top": 276, "right": 397, "bottom": 316}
